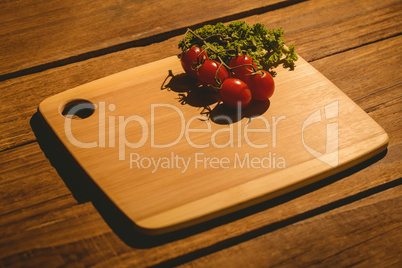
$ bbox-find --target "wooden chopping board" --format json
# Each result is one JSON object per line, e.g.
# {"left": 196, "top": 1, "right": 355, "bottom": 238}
{"left": 39, "top": 55, "right": 388, "bottom": 235}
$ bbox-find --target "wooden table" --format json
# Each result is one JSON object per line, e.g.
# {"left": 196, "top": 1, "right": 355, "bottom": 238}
{"left": 1, "top": 0, "right": 401, "bottom": 266}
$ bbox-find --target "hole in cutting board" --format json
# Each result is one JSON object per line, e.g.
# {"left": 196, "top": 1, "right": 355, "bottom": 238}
{"left": 61, "top": 99, "right": 95, "bottom": 119}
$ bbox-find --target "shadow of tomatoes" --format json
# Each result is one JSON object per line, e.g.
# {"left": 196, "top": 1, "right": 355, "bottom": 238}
{"left": 162, "top": 70, "right": 270, "bottom": 124}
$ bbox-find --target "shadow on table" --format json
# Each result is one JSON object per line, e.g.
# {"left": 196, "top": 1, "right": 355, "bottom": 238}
{"left": 161, "top": 71, "right": 271, "bottom": 124}
{"left": 30, "top": 110, "right": 395, "bottom": 260}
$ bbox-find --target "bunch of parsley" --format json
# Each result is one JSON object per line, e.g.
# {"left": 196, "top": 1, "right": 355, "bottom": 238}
{"left": 178, "top": 21, "right": 298, "bottom": 72}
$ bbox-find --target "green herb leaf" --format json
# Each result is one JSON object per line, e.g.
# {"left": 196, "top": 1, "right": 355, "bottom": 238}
{"left": 178, "top": 21, "right": 298, "bottom": 73}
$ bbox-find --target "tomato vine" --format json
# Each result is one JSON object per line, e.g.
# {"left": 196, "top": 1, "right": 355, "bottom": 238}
{"left": 177, "top": 21, "right": 298, "bottom": 109}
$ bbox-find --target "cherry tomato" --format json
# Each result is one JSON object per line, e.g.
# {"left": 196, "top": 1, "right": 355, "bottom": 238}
{"left": 197, "top": 60, "right": 229, "bottom": 88}
{"left": 229, "top": 55, "right": 257, "bottom": 83}
{"left": 219, "top": 78, "right": 252, "bottom": 109}
{"left": 180, "top": 46, "right": 208, "bottom": 78}
{"left": 247, "top": 70, "right": 275, "bottom": 100}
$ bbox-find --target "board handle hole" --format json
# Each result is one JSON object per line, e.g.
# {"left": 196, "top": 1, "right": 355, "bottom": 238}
{"left": 61, "top": 99, "right": 95, "bottom": 119}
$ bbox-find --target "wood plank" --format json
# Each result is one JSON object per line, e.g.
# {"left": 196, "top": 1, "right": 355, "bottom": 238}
{"left": 310, "top": 37, "right": 402, "bottom": 101}
{"left": 1, "top": 0, "right": 399, "bottom": 80}
{"left": 179, "top": 185, "right": 402, "bottom": 267}
{"left": 0, "top": 143, "right": 72, "bottom": 216}
{"left": 274, "top": 0, "right": 402, "bottom": 61}
{"left": 0, "top": 0, "right": 289, "bottom": 78}
{"left": 1, "top": 0, "right": 401, "bottom": 152}
{"left": 0, "top": 0, "right": 401, "bottom": 264}
{"left": 0, "top": 132, "right": 400, "bottom": 267}
{"left": 1, "top": 42, "right": 401, "bottom": 263}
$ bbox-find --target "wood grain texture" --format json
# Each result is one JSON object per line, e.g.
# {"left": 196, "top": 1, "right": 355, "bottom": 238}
{"left": 1, "top": 0, "right": 400, "bottom": 152}
{"left": 0, "top": 0, "right": 288, "bottom": 78}
{"left": 38, "top": 54, "right": 388, "bottom": 234}
{"left": 0, "top": 0, "right": 401, "bottom": 266}
{"left": 0, "top": 128, "right": 400, "bottom": 267}
{"left": 178, "top": 185, "right": 402, "bottom": 268}
{"left": 0, "top": 41, "right": 402, "bottom": 266}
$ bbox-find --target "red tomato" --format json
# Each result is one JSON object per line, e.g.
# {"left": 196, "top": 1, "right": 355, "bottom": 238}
{"left": 247, "top": 70, "right": 275, "bottom": 100}
{"left": 219, "top": 78, "right": 252, "bottom": 109}
{"left": 229, "top": 55, "right": 257, "bottom": 83}
{"left": 197, "top": 60, "right": 229, "bottom": 88}
{"left": 180, "top": 47, "right": 208, "bottom": 78}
